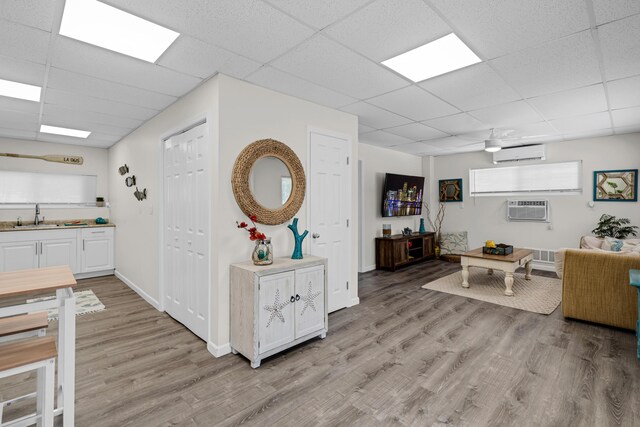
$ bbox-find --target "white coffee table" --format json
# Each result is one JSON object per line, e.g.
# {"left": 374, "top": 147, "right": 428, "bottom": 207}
{"left": 460, "top": 247, "right": 534, "bottom": 296}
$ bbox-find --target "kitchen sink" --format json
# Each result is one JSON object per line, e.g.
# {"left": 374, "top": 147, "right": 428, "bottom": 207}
{"left": 13, "top": 224, "right": 60, "bottom": 229}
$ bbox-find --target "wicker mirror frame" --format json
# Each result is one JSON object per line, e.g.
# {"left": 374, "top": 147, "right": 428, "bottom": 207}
{"left": 231, "top": 139, "right": 306, "bottom": 225}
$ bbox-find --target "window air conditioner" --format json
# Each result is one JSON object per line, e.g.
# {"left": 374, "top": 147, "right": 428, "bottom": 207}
{"left": 493, "top": 145, "right": 545, "bottom": 164}
{"left": 507, "top": 200, "right": 549, "bottom": 222}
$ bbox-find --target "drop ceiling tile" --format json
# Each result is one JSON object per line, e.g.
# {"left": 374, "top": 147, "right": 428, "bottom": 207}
{"left": 421, "top": 136, "right": 474, "bottom": 149}
{"left": 41, "top": 114, "right": 132, "bottom": 137}
{"left": 550, "top": 111, "right": 612, "bottom": 134}
{"left": 599, "top": 14, "right": 640, "bottom": 80}
{"left": 390, "top": 142, "right": 433, "bottom": 156}
{"left": 359, "top": 130, "right": 413, "bottom": 148}
{"left": 0, "top": 110, "right": 39, "bottom": 131}
{"left": 469, "top": 101, "right": 543, "bottom": 128}
{"left": 561, "top": 128, "right": 614, "bottom": 141}
{"left": 0, "top": 20, "right": 50, "bottom": 64}
{"left": 508, "top": 121, "right": 560, "bottom": 138}
{"left": 340, "top": 102, "right": 412, "bottom": 129}
{"left": 429, "top": 0, "right": 589, "bottom": 59}
{"left": 527, "top": 84, "right": 608, "bottom": 120}
{"left": 247, "top": 66, "right": 357, "bottom": 109}
{"left": 264, "top": 0, "right": 372, "bottom": 29}
{"left": 325, "top": 0, "right": 451, "bottom": 62}
{"left": 272, "top": 35, "right": 409, "bottom": 99}
{"left": 0, "top": 97, "right": 40, "bottom": 115}
{"left": 490, "top": 31, "right": 601, "bottom": 97}
{"left": 0, "top": 56, "right": 46, "bottom": 87}
{"left": 592, "top": 0, "right": 640, "bottom": 25}
{"left": 45, "top": 89, "right": 158, "bottom": 122}
{"left": 52, "top": 38, "right": 202, "bottom": 97}
{"left": 0, "top": 126, "right": 37, "bottom": 140}
{"left": 36, "top": 132, "right": 117, "bottom": 148}
{"left": 43, "top": 105, "right": 142, "bottom": 130}
{"left": 611, "top": 107, "right": 640, "bottom": 128}
{"left": 420, "top": 63, "right": 521, "bottom": 111}
{"left": 47, "top": 68, "right": 177, "bottom": 111}
{"left": 0, "top": 0, "right": 55, "bottom": 31}
{"left": 384, "top": 123, "right": 448, "bottom": 141}
{"left": 358, "top": 123, "right": 377, "bottom": 134}
{"left": 615, "top": 125, "right": 640, "bottom": 134}
{"left": 366, "top": 86, "right": 459, "bottom": 121}
{"left": 607, "top": 76, "right": 640, "bottom": 110}
{"left": 423, "top": 113, "right": 488, "bottom": 134}
{"left": 102, "top": 0, "right": 315, "bottom": 63}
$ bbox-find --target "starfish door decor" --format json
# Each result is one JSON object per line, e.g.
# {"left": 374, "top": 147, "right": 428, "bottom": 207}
{"left": 264, "top": 289, "right": 290, "bottom": 328}
{"left": 300, "top": 282, "right": 321, "bottom": 316}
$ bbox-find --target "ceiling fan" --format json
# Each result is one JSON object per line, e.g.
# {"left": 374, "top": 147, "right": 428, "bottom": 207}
{"left": 481, "top": 128, "right": 550, "bottom": 153}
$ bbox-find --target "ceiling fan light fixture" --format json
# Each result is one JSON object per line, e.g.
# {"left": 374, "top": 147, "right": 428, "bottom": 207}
{"left": 484, "top": 139, "right": 502, "bottom": 152}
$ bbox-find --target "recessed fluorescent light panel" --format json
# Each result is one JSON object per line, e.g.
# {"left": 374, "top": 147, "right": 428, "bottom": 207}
{"left": 59, "top": 0, "right": 179, "bottom": 63}
{"left": 0, "top": 79, "right": 41, "bottom": 102}
{"left": 382, "top": 33, "right": 481, "bottom": 82}
{"left": 40, "top": 125, "right": 91, "bottom": 139}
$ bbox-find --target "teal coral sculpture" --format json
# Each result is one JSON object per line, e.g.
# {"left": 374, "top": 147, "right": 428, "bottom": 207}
{"left": 288, "top": 218, "right": 308, "bottom": 260}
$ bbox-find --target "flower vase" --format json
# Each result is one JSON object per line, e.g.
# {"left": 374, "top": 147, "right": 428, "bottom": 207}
{"left": 419, "top": 218, "right": 426, "bottom": 234}
{"left": 252, "top": 238, "right": 273, "bottom": 265}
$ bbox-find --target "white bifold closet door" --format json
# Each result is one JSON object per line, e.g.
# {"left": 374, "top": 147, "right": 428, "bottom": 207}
{"left": 163, "top": 122, "right": 209, "bottom": 341}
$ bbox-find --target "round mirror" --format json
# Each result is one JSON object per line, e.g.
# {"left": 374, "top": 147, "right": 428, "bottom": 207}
{"left": 250, "top": 156, "right": 292, "bottom": 209}
{"left": 232, "top": 139, "right": 306, "bottom": 225}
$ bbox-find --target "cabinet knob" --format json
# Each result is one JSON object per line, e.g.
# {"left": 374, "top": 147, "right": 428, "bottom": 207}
{"left": 290, "top": 296, "right": 295, "bottom": 303}
{"left": 295, "top": 294, "right": 300, "bottom": 301}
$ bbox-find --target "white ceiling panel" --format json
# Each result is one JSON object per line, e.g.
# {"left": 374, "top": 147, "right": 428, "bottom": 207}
{"left": 45, "top": 89, "right": 158, "bottom": 122}
{"left": 43, "top": 105, "right": 142, "bottom": 130}
{"left": 0, "top": 110, "right": 39, "bottom": 131}
{"left": 390, "top": 142, "right": 433, "bottom": 155}
{"left": 0, "top": 96, "right": 40, "bottom": 115}
{"left": 103, "top": 0, "right": 315, "bottom": 63}
{"left": 358, "top": 123, "right": 377, "bottom": 134}
{"left": 592, "top": 0, "right": 640, "bottom": 25}
{"left": 264, "top": 0, "right": 372, "bottom": 29}
{"left": 0, "top": 0, "right": 55, "bottom": 32}
{"left": 561, "top": 128, "right": 614, "bottom": 141}
{"left": 340, "top": 102, "right": 412, "bottom": 129}
{"left": 0, "top": 127, "right": 37, "bottom": 140}
{"left": 366, "top": 86, "right": 459, "bottom": 121}
{"left": 41, "top": 114, "right": 134, "bottom": 137}
{"left": 420, "top": 63, "right": 521, "bottom": 111}
{"left": 550, "top": 111, "right": 612, "bottom": 134}
{"left": 247, "top": 66, "right": 357, "bottom": 109}
{"left": 36, "top": 132, "right": 117, "bottom": 148}
{"left": 384, "top": 123, "right": 448, "bottom": 141}
{"left": 52, "top": 38, "right": 202, "bottom": 97}
{"left": 421, "top": 136, "right": 474, "bottom": 149}
{"left": 598, "top": 14, "right": 640, "bottom": 80}
{"left": 469, "top": 101, "right": 543, "bottom": 128}
{"left": 47, "top": 68, "right": 177, "bottom": 111}
{"left": 271, "top": 35, "right": 409, "bottom": 99}
{"left": 0, "top": 20, "right": 51, "bottom": 64}
{"left": 0, "top": 56, "right": 46, "bottom": 87}
{"left": 428, "top": 0, "right": 589, "bottom": 59}
{"left": 607, "top": 76, "right": 640, "bottom": 110}
{"left": 423, "top": 113, "right": 488, "bottom": 135}
{"left": 527, "top": 84, "right": 608, "bottom": 120}
{"left": 359, "top": 130, "right": 413, "bottom": 148}
{"left": 611, "top": 107, "right": 640, "bottom": 129}
{"left": 615, "top": 125, "right": 640, "bottom": 135}
{"left": 490, "top": 31, "right": 601, "bottom": 98}
{"left": 325, "top": 0, "right": 451, "bottom": 62}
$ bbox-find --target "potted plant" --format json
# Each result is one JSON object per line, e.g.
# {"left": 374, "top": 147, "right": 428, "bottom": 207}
{"left": 591, "top": 214, "right": 638, "bottom": 239}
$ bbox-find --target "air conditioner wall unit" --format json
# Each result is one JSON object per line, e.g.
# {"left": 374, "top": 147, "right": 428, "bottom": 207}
{"left": 507, "top": 200, "right": 549, "bottom": 222}
{"left": 493, "top": 144, "right": 545, "bottom": 164}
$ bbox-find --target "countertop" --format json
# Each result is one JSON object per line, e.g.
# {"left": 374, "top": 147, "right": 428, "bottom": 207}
{"left": 0, "top": 219, "right": 115, "bottom": 232}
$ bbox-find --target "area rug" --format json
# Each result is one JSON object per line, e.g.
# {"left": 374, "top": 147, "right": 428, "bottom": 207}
{"left": 421, "top": 269, "right": 561, "bottom": 314}
{"left": 26, "top": 290, "right": 106, "bottom": 322}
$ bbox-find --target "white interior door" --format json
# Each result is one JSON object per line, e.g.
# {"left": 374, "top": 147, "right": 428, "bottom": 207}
{"left": 294, "top": 265, "right": 325, "bottom": 339}
{"left": 163, "top": 122, "right": 209, "bottom": 341}
{"left": 309, "top": 130, "right": 350, "bottom": 312}
{"left": 259, "top": 271, "right": 295, "bottom": 353}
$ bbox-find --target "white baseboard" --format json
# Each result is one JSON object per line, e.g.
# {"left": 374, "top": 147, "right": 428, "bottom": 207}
{"left": 530, "top": 262, "right": 556, "bottom": 272}
{"left": 75, "top": 269, "right": 114, "bottom": 280}
{"left": 114, "top": 270, "right": 162, "bottom": 311}
{"left": 207, "top": 341, "right": 231, "bottom": 358}
{"left": 360, "top": 265, "right": 376, "bottom": 273}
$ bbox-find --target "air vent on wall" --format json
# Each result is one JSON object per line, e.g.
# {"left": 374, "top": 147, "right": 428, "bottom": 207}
{"left": 493, "top": 144, "right": 545, "bottom": 164}
{"left": 507, "top": 200, "right": 549, "bottom": 222}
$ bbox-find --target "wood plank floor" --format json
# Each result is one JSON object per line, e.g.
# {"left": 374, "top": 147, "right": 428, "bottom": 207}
{"left": 1, "top": 260, "right": 638, "bottom": 426}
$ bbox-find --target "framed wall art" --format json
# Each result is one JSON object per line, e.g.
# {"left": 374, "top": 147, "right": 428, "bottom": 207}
{"left": 593, "top": 169, "right": 637, "bottom": 202}
{"left": 439, "top": 178, "right": 463, "bottom": 202}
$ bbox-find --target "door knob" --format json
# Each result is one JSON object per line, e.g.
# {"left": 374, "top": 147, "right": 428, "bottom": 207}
{"left": 312, "top": 233, "right": 320, "bottom": 239}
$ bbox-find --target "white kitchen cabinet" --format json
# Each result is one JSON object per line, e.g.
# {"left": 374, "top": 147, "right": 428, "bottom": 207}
{"left": 0, "top": 240, "right": 38, "bottom": 272}
{"left": 40, "top": 238, "right": 78, "bottom": 273}
{"left": 80, "top": 228, "right": 114, "bottom": 273}
{"left": 230, "top": 256, "right": 328, "bottom": 368}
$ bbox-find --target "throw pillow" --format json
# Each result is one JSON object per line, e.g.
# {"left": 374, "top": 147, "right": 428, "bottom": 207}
{"left": 603, "top": 236, "right": 624, "bottom": 252}
{"left": 580, "top": 235, "right": 604, "bottom": 249}
{"left": 439, "top": 231, "right": 468, "bottom": 255}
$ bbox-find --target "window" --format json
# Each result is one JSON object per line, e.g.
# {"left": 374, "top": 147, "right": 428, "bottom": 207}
{"left": 469, "top": 161, "right": 582, "bottom": 197}
{"left": 0, "top": 171, "right": 97, "bottom": 206}
{"left": 281, "top": 176, "right": 292, "bottom": 205}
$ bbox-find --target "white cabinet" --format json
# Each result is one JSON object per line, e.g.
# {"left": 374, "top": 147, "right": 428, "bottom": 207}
{"left": 230, "top": 256, "right": 328, "bottom": 368}
{"left": 80, "top": 228, "right": 114, "bottom": 273}
{"left": 0, "top": 226, "right": 114, "bottom": 277}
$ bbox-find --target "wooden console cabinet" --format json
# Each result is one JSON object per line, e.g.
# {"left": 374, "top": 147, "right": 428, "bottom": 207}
{"left": 375, "top": 232, "right": 435, "bottom": 271}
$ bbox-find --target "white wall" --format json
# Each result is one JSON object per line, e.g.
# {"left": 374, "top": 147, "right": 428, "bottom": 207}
{"left": 108, "top": 74, "right": 358, "bottom": 355}
{"left": 0, "top": 138, "right": 109, "bottom": 222}
{"left": 431, "top": 133, "right": 640, "bottom": 251}
{"left": 358, "top": 143, "right": 424, "bottom": 271}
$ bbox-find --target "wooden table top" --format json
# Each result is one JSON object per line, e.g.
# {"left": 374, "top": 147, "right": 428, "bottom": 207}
{"left": 0, "top": 266, "right": 76, "bottom": 299}
{"left": 462, "top": 247, "right": 533, "bottom": 262}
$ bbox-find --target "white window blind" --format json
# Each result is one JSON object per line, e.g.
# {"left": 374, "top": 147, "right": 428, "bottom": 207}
{"left": 469, "top": 161, "right": 582, "bottom": 196}
{"left": 0, "top": 171, "right": 97, "bottom": 205}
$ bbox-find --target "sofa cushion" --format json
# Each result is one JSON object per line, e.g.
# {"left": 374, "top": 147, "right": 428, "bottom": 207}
{"left": 580, "top": 235, "right": 604, "bottom": 249}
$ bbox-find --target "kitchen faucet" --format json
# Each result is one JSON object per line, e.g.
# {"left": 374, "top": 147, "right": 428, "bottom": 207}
{"left": 34, "top": 203, "right": 43, "bottom": 225}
